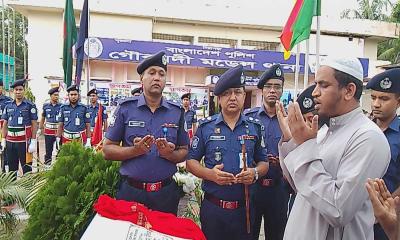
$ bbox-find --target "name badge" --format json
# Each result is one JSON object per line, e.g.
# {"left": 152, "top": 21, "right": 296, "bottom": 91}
{"left": 18, "top": 116, "right": 23, "bottom": 125}
{"left": 210, "top": 135, "right": 225, "bottom": 141}
{"left": 241, "top": 135, "right": 256, "bottom": 140}
{"left": 75, "top": 117, "right": 80, "bottom": 126}
{"left": 128, "top": 121, "right": 145, "bottom": 127}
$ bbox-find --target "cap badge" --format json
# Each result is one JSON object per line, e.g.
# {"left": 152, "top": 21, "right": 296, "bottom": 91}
{"left": 162, "top": 55, "right": 168, "bottom": 66}
{"left": 303, "top": 97, "right": 313, "bottom": 109}
{"left": 275, "top": 68, "right": 282, "bottom": 77}
{"left": 380, "top": 77, "right": 392, "bottom": 90}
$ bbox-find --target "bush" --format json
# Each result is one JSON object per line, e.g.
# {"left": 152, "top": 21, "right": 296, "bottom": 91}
{"left": 22, "top": 142, "right": 120, "bottom": 240}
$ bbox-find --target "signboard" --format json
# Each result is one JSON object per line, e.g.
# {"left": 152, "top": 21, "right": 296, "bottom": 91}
{"left": 84, "top": 37, "right": 370, "bottom": 77}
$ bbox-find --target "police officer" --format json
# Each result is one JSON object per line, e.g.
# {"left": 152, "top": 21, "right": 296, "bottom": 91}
{"left": 244, "top": 64, "right": 288, "bottom": 240}
{"left": 56, "top": 85, "right": 91, "bottom": 147}
{"left": 87, "top": 88, "right": 108, "bottom": 134}
{"left": 103, "top": 51, "right": 189, "bottom": 215}
{"left": 38, "top": 87, "right": 62, "bottom": 165}
{"left": 1, "top": 79, "right": 38, "bottom": 174}
{"left": 0, "top": 81, "right": 13, "bottom": 170}
{"left": 187, "top": 65, "right": 269, "bottom": 240}
{"left": 366, "top": 68, "right": 400, "bottom": 240}
{"left": 131, "top": 87, "right": 142, "bottom": 97}
{"left": 181, "top": 93, "right": 197, "bottom": 138}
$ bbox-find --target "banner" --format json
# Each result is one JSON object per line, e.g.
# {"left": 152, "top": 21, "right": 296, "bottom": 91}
{"left": 83, "top": 37, "right": 370, "bottom": 77}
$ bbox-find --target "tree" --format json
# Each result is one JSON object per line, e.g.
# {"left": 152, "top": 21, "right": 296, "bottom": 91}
{"left": 341, "top": 0, "right": 393, "bottom": 21}
{"left": 0, "top": 6, "right": 27, "bottom": 80}
{"left": 377, "top": 1, "right": 400, "bottom": 63}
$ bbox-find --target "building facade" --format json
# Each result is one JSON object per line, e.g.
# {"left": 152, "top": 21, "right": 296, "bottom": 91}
{"left": 9, "top": 0, "right": 399, "bottom": 115}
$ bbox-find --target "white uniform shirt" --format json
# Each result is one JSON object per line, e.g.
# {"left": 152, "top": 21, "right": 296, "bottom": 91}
{"left": 279, "top": 107, "right": 390, "bottom": 240}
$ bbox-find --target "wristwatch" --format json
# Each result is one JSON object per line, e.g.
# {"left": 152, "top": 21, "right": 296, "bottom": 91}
{"left": 253, "top": 167, "right": 259, "bottom": 183}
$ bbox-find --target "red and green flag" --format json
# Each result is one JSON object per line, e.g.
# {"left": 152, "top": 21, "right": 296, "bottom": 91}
{"left": 63, "top": 0, "right": 77, "bottom": 87}
{"left": 280, "top": 0, "right": 321, "bottom": 58}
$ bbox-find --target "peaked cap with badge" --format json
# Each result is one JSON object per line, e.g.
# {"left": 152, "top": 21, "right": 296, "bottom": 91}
{"left": 214, "top": 65, "right": 244, "bottom": 96}
{"left": 257, "top": 64, "right": 285, "bottom": 89}
{"left": 366, "top": 68, "right": 400, "bottom": 93}
{"left": 137, "top": 51, "right": 168, "bottom": 75}
{"left": 297, "top": 84, "right": 316, "bottom": 114}
{"left": 67, "top": 85, "right": 79, "bottom": 93}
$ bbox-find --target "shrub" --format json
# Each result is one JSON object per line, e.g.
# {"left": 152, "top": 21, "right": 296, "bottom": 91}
{"left": 23, "top": 142, "right": 120, "bottom": 240}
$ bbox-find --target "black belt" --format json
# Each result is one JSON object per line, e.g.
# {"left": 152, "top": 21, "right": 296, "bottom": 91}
{"left": 205, "top": 193, "right": 244, "bottom": 210}
{"left": 124, "top": 176, "right": 172, "bottom": 192}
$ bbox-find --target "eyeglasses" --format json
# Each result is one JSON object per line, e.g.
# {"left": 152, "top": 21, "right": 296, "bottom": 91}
{"left": 220, "top": 89, "right": 245, "bottom": 97}
{"left": 263, "top": 84, "right": 283, "bottom": 91}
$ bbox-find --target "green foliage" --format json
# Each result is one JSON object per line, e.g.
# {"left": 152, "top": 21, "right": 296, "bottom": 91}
{"left": 377, "top": 1, "right": 400, "bottom": 63}
{"left": 24, "top": 84, "right": 35, "bottom": 103}
{"left": 341, "top": 0, "right": 393, "bottom": 21}
{"left": 0, "top": 171, "right": 46, "bottom": 237}
{"left": 22, "top": 142, "right": 120, "bottom": 240}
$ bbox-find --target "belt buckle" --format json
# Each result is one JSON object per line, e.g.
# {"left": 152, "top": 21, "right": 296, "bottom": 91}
{"left": 220, "top": 200, "right": 238, "bottom": 209}
{"left": 145, "top": 182, "right": 161, "bottom": 192}
{"left": 262, "top": 179, "right": 273, "bottom": 187}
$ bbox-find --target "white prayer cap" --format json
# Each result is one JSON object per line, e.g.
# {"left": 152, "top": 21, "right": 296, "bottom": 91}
{"left": 320, "top": 57, "right": 364, "bottom": 82}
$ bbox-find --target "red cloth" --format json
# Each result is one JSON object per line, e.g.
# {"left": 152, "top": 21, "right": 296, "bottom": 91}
{"left": 94, "top": 194, "right": 205, "bottom": 240}
{"left": 91, "top": 104, "right": 103, "bottom": 146}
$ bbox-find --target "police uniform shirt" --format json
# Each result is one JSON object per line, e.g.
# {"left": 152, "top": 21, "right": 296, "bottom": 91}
{"left": 2, "top": 99, "right": 38, "bottom": 127}
{"left": 58, "top": 103, "right": 90, "bottom": 132}
{"left": 105, "top": 95, "right": 189, "bottom": 182}
{"left": 189, "top": 113, "right": 268, "bottom": 201}
{"left": 87, "top": 103, "right": 108, "bottom": 128}
{"left": 378, "top": 117, "right": 400, "bottom": 193}
{"left": 184, "top": 109, "right": 197, "bottom": 130}
{"left": 244, "top": 107, "right": 282, "bottom": 180}
{"left": 0, "top": 94, "right": 12, "bottom": 116}
{"left": 42, "top": 102, "right": 62, "bottom": 123}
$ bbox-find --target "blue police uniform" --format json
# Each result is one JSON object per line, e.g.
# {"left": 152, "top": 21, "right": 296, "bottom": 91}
{"left": 188, "top": 65, "right": 268, "bottom": 240}
{"left": 58, "top": 103, "right": 90, "bottom": 143}
{"left": 0, "top": 93, "right": 13, "bottom": 171}
{"left": 184, "top": 109, "right": 197, "bottom": 130}
{"left": 2, "top": 80, "right": 38, "bottom": 173}
{"left": 87, "top": 103, "right": 107, "bottom": 130}
{"left": 244, "top": 64, "right": 289, "bottom": 240}
{"left": 105, "top": 51, "right": 189, "bottom": 215}
{"left": 366, "top": 68, "right": 400, "bottom": 240}
{"left": 42, "top": 87, "right": 62, "bottom": 164}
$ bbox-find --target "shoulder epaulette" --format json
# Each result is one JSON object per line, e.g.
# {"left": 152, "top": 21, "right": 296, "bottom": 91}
{"left": 246, "top": 115, "right": 264, "bottom": 130}
{"left": 243, "top": 107, "right": 259, "bottom": 116}
{"left": 118, "top": 96, "right": 138, "bottom": 106}
{"left": 166, "top": 99, "right": 182, "bottom": 109}
{"left": 198, "top": 115, "right": 217, "bottom": 126}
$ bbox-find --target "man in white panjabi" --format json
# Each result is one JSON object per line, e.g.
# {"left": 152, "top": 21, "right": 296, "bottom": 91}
{"left": 277, "top": 57, "right": 391, "bottom": 240}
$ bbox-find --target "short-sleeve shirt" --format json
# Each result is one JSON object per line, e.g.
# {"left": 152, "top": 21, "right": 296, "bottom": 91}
{"left": 189, "top": 113, "right": 267, "bottom": 200}
{"left": 42, "top": 102, "right": 62, "bottom": 123}
{"left": 87, "top": 103, "right": 108, "bottom": 128}
{"left": 105, "top": 95, "right": 189, "bottom": 182}
{"left": 2, "top": 99, "right": 38, "bottom": 127}
{"left": 58, "top": 103, "right": 90, "bottom": 132}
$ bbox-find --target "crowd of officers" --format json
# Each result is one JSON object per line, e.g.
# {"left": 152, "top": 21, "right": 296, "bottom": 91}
{"left": 0, "top": 81, "right": 108, "bottom": 174}
{"left": 1, "top": 50, "right": 399, "bottom": 239}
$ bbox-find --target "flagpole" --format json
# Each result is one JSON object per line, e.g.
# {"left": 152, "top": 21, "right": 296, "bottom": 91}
{"left": 22, "top": 15, "right": 26, "bottom": 80}
{"left": 316, "top": 15, "right": 321, "bottom": 72}
{"left": 304, "top": 39, "right": 309, "bottom": 90}
{"left": 7, "top": 6, "right": 10, "bottom": 87}
{"left": 294, "top": 44, "right": 300, "bottom": 101}
{"left": 86, "top": 1, "right": 90, "bottom": 105}
{"left": 12, "top": 8, "right": 15, "bottom": 83}
{"left": 1, "top": 0, "right": 5, "bottom": 89}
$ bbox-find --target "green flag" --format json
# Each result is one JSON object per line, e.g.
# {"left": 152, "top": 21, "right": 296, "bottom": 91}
{"left": 63, "top": 0, "right": 77, "bottom": 87}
